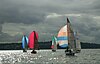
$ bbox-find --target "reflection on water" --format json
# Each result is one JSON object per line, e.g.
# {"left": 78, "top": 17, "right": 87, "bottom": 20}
{"left": 0, "top": 49, "right": 100, "bottom": 64}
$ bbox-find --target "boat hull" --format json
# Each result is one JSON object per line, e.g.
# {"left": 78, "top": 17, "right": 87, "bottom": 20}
{"left": 65, "top": 49, "right": 75, "bottom": 56}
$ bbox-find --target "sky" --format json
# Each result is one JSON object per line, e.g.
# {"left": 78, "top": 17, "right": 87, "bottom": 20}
{"left": 0, "top": 0, "right": 100, "bottom": 44}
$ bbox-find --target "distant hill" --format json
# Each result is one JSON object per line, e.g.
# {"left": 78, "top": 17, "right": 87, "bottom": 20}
{"left": 0, "top": 41, "right": 100, "bottom": 50}
{"left": 81, "top": 42, "right": 100, "bottom": 49}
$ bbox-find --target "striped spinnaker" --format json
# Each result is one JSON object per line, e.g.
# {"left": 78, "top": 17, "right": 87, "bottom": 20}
{"left": 57, "top": 25, "right": 68, "bottom": 48}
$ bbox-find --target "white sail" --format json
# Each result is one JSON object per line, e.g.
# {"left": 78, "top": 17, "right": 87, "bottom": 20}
{"left": 74, "top": 32, "right": 81, "bottom": 53}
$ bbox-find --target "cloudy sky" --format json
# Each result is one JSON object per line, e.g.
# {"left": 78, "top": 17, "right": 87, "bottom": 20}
{"left": 0, "top": 0, "right": 100, "bottom": 44}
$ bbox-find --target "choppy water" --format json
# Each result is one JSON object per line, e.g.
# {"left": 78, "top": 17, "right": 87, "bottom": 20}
{"left": 0, "top": 49, "right": 100, "bottom": 64}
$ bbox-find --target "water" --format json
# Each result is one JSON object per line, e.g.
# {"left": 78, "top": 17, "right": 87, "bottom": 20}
{"left": 0, "top": 49, "right": 100, "bottom": 64}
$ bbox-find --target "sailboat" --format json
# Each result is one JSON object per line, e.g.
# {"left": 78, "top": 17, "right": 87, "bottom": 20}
{"left": 22, "top": 35, "right": 28, "bottom": 52}
{"left": 74, "top": 32, "right": 81, "bottom": 53}
{"left": 28, "top": 31, "right": 39, "bottom": 54}
{"left": 51, "top": 36, "right": 57, "bottom": 52}
{"left": 57, "top": 17, "right": 78, "bottom": 56}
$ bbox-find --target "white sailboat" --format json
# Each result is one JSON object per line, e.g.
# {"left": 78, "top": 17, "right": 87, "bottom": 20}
{"left": 57, "top": 17, "right": 80, "bottom": 56}
{"left": 74, "top": 32, "right": 81, "bottom": 53}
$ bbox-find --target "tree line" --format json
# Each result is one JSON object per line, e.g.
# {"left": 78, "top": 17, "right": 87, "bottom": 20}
{"left": 0, "top": 41, "right": 100, "bottom": 50}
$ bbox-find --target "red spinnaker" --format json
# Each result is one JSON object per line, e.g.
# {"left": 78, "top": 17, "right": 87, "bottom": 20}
{"left": 28, "top": 31, "right": 38, "bottom": 49}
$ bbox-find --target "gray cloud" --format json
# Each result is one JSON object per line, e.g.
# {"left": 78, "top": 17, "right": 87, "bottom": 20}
{"left": 0, "top": 0, "right": 45, "bottom": 24}
{"left": 0, "top": 0, "right": 100, "bottom": 44}
{"left": 0, "top": 24, "right": 2, "bottom": 33}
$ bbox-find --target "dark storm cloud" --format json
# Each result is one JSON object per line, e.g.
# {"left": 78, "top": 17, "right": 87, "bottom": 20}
{"left": 0, "top": 0, "right": 100, "bottom": 24}
{"left": 0, "top": 0, "right": 100, "bottom": 43}
{"left": 0, "top": 0, "right": 45, "bottom": 24}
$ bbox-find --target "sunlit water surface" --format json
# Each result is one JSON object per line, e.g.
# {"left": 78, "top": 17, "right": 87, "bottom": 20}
{"left": 0, "top": 49, "right": 100, "bottom": 64}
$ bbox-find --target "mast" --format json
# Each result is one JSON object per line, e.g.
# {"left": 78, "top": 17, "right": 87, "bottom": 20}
{"left": 66, "top": 17, "right": 70, "bottom": 51}
{"left": 34, "top": 31, "right": 39, "bottom": 50}
{"left": 34, "top": 31, "right": 35, "bottom": 50}
{"left": 33, "top": 31, "right": 37, "bottom": 50}
{"left": 24, "top": 35, "right": 27, "bottom": 49}
{"left": 74, "top": 32, "right": 77, "bottom": 50}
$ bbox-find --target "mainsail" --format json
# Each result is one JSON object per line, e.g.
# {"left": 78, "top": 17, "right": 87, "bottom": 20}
{"left": 22, "top": 35, "right": 28, "bottom": 52}
{"left": 51, "top": 36, "right": 57, "bottom": 52}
